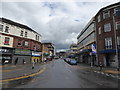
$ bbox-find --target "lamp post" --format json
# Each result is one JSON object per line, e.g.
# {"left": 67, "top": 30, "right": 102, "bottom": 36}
{"left": 113, "top": 13, "right": 119, "bottom": 71}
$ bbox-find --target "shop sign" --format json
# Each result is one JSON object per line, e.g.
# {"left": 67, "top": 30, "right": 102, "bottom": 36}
{"left": 0, "top": 48, "right": 13, "bottom": 54}
{"left": 32, "top": 51, "right": 41, "bottom": 56}
{"left": 14, "top": 49, "right": 31, "bottom": 55}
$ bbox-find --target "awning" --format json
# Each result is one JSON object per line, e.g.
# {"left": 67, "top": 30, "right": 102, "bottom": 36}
{"left": 77, "top": 49, "right": 92, "bottom": 55}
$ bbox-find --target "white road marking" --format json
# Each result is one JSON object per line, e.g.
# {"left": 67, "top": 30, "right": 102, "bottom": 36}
{"left": 106, "top": 74, "right": 110, "bottom": 76}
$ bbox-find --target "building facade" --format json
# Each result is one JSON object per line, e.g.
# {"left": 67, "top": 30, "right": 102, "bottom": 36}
{"left": 0, "top": 18, "right": 42, "bottom": 65}
{"left": 95, "top": 2, "right": 120, "bottom": 67}
{"left": 77, "top": 17, "right": 97, "bottom": 65}
{"left": 42, "top": 42, "right": 55, "bottom": 61}
{"left": 69, "top": 43, "right": 77, "bottom": 58}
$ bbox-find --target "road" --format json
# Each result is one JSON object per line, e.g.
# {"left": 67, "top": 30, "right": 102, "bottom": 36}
{"left": 3, "top": 59, "right": 119, "bottom": 88}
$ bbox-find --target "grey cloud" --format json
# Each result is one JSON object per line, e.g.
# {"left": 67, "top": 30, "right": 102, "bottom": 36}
{"left": 1, "top": 1, "right": 118, "bottom": 51}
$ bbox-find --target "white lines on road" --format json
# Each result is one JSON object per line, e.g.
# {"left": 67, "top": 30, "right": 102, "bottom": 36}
{"left": 93, "top": 70, "right": 120, "bottom": 79}
{"left": 106, "top": 74, "right": 110, "bottom": 76}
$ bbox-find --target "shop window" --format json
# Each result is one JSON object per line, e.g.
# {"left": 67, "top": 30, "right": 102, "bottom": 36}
{"left": 114, "top": 7, "right": 120, "bottom": 16}
{"left": 0, "top": 24, "right": 3, "bottom": 32}
{"left": 5, "top": 26, "right": 9, "bottom": 33}
{"left": 4, "top": 37, "right": 10, "bottom": 45}
{"left": 105, "top": 37, "right": 112, "bottom": 49}
{"left": 117, "top": 36, "right": 120, "bottom": 49}
{"left": 25, "top": 31, "right": 27, "bottom": 37}
{"left": 20, "top": 30, "right": 23, "bottom": 36}
{"left": 104, "top": 23, "right": 111, "bottom": 32}
{"left": 24, "top": 41, "right": 28, "bottom": 47}
{"left": 116, "top": 21, "right": 120, "bottom": 30}
{"left": 103, "top": 11, "right": 110, "bottom": 19}
{"left": 18, "top": 40, "right": 22, "bottom": 46}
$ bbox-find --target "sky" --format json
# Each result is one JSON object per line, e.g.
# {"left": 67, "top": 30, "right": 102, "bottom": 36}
{"left": 0, "top": 0, "right": 119, "bottom": 52}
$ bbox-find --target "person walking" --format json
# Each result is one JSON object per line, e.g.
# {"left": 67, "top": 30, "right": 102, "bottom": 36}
{"left": 2, "top": 57, "right": 5, "bottom": 65}
{"left": 14, "top": 57, "right": 18, "bottom": 65}
{"left": 99, "top": 62, "right": 103, "bottom": 71}
{"left": 23, "top": 59, "right": 25, "bottom": 65}
{"left": 32, "top": 61, "right": 35, "bottom": 69}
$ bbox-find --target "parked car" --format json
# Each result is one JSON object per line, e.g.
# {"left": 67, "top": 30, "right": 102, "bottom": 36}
{"left": 69, "top": 59, "right": 77, "bottom": 65}
{"left": 65, "top": 58, "right": 70, "bottom": 63}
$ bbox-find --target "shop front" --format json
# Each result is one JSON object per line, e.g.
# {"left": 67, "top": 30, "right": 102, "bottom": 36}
{"left": 31, "top": 51, "right": 42, "bottom": 63}
{"left": 0, "top": 47, "right": 13, "bottom": 65}
{"left": 13, "top": 49, "right": 31, "bottom": 65}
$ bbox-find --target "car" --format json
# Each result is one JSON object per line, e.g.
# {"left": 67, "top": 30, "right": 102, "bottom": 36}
{"left": 69, "top": 59, "right": 77, "bottom": 65}
{"left": 65, "top": 58, "right": 70, "bottom": 63}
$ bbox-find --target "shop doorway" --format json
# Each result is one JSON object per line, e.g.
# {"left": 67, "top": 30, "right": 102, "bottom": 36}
{"left": 106, "top": 54, "right": 110, "bottom": 67}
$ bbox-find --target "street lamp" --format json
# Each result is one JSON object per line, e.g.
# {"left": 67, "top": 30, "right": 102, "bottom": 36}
{"left": 113, "top": 13, "right": 119, "bottom": 71}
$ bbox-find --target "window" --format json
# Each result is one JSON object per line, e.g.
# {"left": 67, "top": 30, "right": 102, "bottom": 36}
{"left": 34, "top": 44, "right": 36, "bottom": 50}
{"left": 4, "top": 37, "right": 10, "bottom": 45}
{"left": 25, "top": 31, "right": 27, "bottom": 37}
{"left": 24, "top": 41, "right": 28, "bottom": 47}
{"left": 98, "top": 27, "right": 101, "bottom": 34}
{"left": 0, "top": 24, "right": 3, "bottom": 32}
{"left": 103, "top": 11, "right": 110, "bottom": 19}
{"left": 5, "top": 26, "right": 9, "bottom": 33}
{"left": 98, "top": 15, "right": 101, "bottom": 22}
{"left": 114, "top": 7, "right": 120, "bottom": 16}
{"left": 18, "top": 40, "right": 22, "bottom": 46}
{"left": 38, "top": 36, "right": 39, "bottom": 41}
{"left": 116, "top": 21, "right": 120, "bottom": 30}
{"left": 104, "top": 23, "right": 111, "bottom": 32}
{"left": 36, "top": 35, "right": 37, "bottom": 40}
{"left": 105, "top": 37, "right": 112, "bottom": 49}
{"left": 117, "top": 36, "right": 120, "bottom": 49}
{"left": 20, "top": 30, "right": 23, "bottom": 36}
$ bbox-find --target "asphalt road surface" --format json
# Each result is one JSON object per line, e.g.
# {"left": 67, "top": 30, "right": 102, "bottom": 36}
{"left": 3, "top": 59, "right": 120, "bottom": 88}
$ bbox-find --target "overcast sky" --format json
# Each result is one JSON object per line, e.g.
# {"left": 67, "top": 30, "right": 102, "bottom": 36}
{"left": 1, "top": 0, "right": 119, "bottom": 51}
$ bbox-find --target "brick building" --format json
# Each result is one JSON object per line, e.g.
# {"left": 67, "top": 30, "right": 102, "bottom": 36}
{"left": 42, "top": 42, "right": 55, "bottom": 61}
{"left": 0, "top": 18, "right": 42, "bottom": 64}
{"left": 95, "top": 2, "right": 120, "bottom": 67}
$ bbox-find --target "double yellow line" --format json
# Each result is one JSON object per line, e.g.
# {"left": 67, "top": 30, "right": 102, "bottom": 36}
{"left": 0, "top": 67, "right": 46, "bottom": 83}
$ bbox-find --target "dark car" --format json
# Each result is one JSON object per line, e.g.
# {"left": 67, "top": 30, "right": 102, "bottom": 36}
{"left": 69, "top": 59, "right": 77, "bottom": 65}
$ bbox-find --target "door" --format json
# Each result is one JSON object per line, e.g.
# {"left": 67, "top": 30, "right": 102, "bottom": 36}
{"left": 106, "top": 54, "right": 110, "bottom": 67}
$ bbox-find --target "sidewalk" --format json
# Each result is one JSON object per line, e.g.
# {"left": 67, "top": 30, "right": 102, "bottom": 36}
{"left": 78, "top": 63, "right": 120, "bottom": 78}
{"left": 0, "top": 62, "right": 46, "bottom": 80}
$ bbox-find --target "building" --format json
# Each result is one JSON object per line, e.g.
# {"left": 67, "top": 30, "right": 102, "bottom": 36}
{"left": 77, "top": 17, "right": 96, "bottom": 65}
{"left": 42, "top": 42, "right": 55, "bottom": 61}
{"left": 0, "top": 18, "right": 42, "bottom": 65}
{"left": 69, "top": 43, "right": 77, "bottom": 58}
{"left": 56, "top": 51, "right": 66, "bottom": 58}
{"left": 95, "top": 2, "right": 120, "bottom": 67}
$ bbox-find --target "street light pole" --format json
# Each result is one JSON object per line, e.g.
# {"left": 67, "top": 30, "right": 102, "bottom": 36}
{"left": 113, "top": 13, "right": 119, "bottom": 71}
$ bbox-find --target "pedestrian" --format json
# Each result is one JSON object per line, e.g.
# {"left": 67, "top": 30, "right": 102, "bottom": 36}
{"left": 32, "top": 61, "right": 35, "bottom": 69}
{"left": 99, "top": 62, "right": 103, "bottom": 71}
{"left": 2, "top": 57, "right": 5, "bottom": 65}
{"left": 14, "top": 57, "right": 18, "bottom": 65}
{"left": 23, "top": 59, "right": 25, "bottom": 65}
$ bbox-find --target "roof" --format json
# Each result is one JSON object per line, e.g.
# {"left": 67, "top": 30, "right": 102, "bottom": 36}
{"left": 95, "top": 2, "right": 120, "bottom": 17}
{"left": 0, "top": 17, "right": 42, "bottom": 36}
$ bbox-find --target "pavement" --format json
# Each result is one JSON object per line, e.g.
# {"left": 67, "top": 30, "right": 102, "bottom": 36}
{"left": 0, "top": 62, "right": 50, "bottom": 82}
{"left": 77, "top": 63, "right": 120, "bottom": 79}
